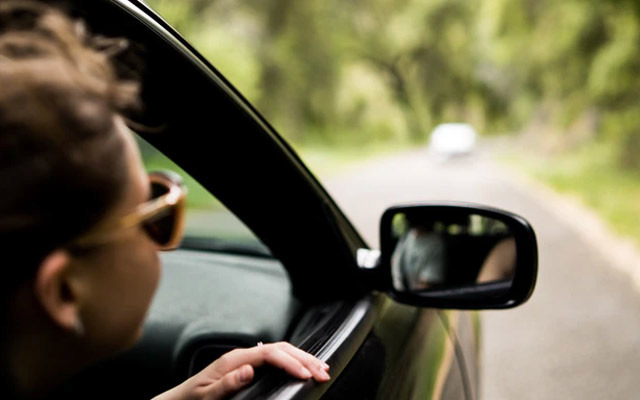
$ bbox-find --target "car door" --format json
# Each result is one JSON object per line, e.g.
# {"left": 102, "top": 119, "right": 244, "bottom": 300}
{"left": 59, "top": 1, "right": 473, "bottom": 399}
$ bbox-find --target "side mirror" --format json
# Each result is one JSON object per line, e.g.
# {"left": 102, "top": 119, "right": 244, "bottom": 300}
{"left": 374, "top": 202, "right": 538, "bottom": 309}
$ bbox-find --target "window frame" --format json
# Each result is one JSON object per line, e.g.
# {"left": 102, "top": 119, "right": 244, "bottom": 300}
{"left": 80, "top": 0, "right": 369, "bottom": 302}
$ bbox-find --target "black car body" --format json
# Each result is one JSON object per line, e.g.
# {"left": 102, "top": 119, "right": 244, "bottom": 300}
{"left": 59, "top": 1, "right": 537, "bottom": 399}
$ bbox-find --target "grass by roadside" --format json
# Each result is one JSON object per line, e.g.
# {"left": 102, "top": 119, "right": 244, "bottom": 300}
{"left": 296, "top": 141, "right": 416, "bottom": 178}
{"left": 501, "top": 142, "right": 640, "bottom": 246}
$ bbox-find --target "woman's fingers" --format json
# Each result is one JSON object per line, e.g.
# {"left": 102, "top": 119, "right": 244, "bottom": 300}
{"left": 253, "top": 342, "right": 330, "bottom": 381}
{"left": 264, "top": 344, "right": 331, "bottom": 382}
{"left": 154, "top": 343, "right": 329, "bottom": 400}
{"left": 262, "top": 345, "right": 314, "bottom": 379}
{"left": 278, "top": 343, "right": 331, "bottom": 380}
{"left": 151, "top": 365, "right": 255, "bottom": 400}
{"left": 208, "top": 342, "right": 330, "bottom": 383}
{"left": 201, "top": 364, "right": 254, "bottom": 400}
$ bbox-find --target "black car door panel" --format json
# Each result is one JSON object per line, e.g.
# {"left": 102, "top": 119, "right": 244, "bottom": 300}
{"left": 373, "top": 304, "right": 467, "bottom": 400}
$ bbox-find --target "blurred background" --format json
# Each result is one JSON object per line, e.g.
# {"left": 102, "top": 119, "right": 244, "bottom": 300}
{"left": 145, "top": 0, "right": 640, "bottom": 398}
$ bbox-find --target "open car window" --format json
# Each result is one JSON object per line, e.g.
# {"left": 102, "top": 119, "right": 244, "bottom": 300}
{"left": 136, "top": 135, "right": 272, "bottom": 258}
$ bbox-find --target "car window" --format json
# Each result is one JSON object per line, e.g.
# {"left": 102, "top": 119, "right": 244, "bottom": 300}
{"left": 141, "top": 1, "right": 439, "bottom": 246}
{"left": 136, "top": 135, "right": 271, "bottom": 257}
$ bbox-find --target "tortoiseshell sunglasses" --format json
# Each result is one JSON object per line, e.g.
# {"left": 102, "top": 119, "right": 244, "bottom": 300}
{"left": 71, "top": 170, "right": 187, "bottom": 250}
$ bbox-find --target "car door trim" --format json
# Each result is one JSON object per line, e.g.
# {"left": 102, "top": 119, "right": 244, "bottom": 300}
{"left": 229, "top": 294, "right": 384, "bottom": 400}
{"left": 274, "top": 294, "right": 384, "bottom": 399}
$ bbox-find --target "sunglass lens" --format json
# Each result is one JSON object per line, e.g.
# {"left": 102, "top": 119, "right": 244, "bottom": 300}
{"left": 143, "top": 181, "right": 176, "bottom": 247}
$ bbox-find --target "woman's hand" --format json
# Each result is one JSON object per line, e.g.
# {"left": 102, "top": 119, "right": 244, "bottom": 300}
{"left": 153, "top": 342, "right": 330, "bottom": 400}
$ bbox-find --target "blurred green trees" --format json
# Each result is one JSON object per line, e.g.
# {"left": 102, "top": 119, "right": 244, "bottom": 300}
{"left": 147, "top": 0, "right": 640, "bottom": 168}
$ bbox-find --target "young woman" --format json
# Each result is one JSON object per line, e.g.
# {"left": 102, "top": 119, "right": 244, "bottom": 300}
{"left": 0, "top": 2, "right": 329, "bottom": 399}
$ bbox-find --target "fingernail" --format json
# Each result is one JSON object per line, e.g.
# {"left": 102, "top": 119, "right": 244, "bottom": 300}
{"left": 319, "top": 370, "right": 331, "bottom": 381}
{"left": 239, "top": 366, "right": 252, "bottom": 382}
{"left": 301, "top": 367, "right": 312, "bottom": 379}
{"left": 322, "top": 362, "right": 330, "bottom": 370}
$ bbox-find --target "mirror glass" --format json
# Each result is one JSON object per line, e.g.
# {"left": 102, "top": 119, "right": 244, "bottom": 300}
{"left": 389, "top": 211, "right": 516, "bottom": 293}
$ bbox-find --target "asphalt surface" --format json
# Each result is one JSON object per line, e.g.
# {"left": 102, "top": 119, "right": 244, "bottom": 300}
{"left": 318, "top": 146, "right": 640, "bottom": 400}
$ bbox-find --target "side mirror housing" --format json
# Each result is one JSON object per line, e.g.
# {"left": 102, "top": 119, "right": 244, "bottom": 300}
{"left": 374, "top": 202, "right": 538, "bottom": 309}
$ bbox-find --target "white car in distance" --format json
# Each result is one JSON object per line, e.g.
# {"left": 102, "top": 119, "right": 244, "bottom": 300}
{"left": 428, "top": 122, "right": 477, "bottom": 159}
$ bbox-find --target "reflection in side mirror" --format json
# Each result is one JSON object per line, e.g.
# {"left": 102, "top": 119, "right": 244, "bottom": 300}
{"left": 380, "top": 203, "right": 537, "bottom": 309}
{"left": 390, "top": 212, "right": 516, "bottom": 291}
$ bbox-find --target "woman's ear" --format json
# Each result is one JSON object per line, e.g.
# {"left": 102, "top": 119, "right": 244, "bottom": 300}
{"left": 34, "top": 250, "right": 82, "bottom": 334}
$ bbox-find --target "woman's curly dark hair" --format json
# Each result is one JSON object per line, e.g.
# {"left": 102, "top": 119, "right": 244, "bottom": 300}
{"left": 0, "top": 1, "right": 141, "bottom": 291}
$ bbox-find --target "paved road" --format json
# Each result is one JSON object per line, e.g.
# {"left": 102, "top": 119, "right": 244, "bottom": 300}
{"left": 318, "top": 147, "right": 640, "bottom": 399}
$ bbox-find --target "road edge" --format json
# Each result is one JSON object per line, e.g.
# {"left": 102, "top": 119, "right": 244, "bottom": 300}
{"left": 500, "top": 163, "right": 640, "bottom": 290}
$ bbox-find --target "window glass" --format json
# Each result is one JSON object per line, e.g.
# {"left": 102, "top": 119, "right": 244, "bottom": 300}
{"left": 144, "top": 1, "right": 410, "bottom": 248}
{"left": 136, "top": 135, "right": 271, "bottom": 256}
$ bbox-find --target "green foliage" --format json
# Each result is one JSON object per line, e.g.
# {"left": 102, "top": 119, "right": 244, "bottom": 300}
{"left": 512, "top": 142, "right": 640, "bottom": 242}
{"left": 145, "top": 0, "right": 640, "bottom": 170}
{"left": 137, "top": 137, "right": 222, "bottom": 210}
